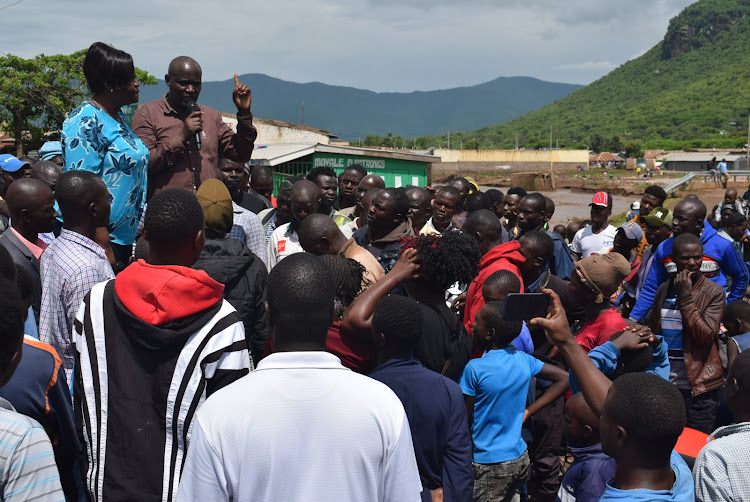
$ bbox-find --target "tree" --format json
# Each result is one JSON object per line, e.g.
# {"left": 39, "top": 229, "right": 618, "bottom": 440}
{"left": 624, "top": 140, "right": 645, "bottom": 159}
{"left": 0, "top": 50, "right": 155, "bottom": 156}
{"left": 608, "top": 135, "right": 623, "bottom": 153}
{"left": 589, "top": 133, "right": 605, "bottom": 153}
{"left": 465, "top": 138, "right": 480, "bottom": 150}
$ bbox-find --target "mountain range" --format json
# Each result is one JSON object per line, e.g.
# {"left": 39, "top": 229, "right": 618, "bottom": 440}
{"left": 136, "top": 74, "right": 581, "bottom": 140}
{"left": 435, "top": 0, "right": 750, "bottom": 149}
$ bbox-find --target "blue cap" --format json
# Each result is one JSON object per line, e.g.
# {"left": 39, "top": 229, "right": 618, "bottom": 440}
{"left": 39, "top": 141, "right": 62, "bottom": 161}
{"left": 0, "top": 154, "right": 30, "bottom": 173}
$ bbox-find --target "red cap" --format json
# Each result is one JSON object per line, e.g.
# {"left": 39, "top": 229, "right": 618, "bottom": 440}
{"left": 590, "top": 192, "right": 610, "bottom": 207}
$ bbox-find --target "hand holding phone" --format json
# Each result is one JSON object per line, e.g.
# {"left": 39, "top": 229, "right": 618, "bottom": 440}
{"left": 502, "top": 293, "right": 550, "bottom": 321}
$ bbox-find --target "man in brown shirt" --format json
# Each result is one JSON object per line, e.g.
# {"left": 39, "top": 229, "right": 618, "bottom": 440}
{"left": 132, "top": 56, "right": 258, "bottom": 198}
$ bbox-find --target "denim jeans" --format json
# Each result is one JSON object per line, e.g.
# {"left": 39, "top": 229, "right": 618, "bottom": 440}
{"left": 679, "top": 389, "right": 719, "bottom": 434}
{"left": 473, "top": 450, "right": 530, "bottom": 502}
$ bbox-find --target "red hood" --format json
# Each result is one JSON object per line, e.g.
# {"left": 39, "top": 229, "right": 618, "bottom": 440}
{"left": 114, "top": 260, "right": 225, "bottom": 326}
{"left": 480, "top": 240, "right": 526, "bottom": 269}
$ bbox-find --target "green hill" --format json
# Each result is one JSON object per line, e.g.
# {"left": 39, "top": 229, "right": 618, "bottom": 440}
{"left": 419, "top": 0, "right": 750, "bottom": 150}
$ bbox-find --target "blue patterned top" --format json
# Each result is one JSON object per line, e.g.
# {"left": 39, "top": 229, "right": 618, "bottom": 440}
{"left": 62, "top": 101, "right": 149, "bottom": 245}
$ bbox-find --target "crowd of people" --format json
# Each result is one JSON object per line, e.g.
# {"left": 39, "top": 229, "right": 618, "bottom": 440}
{"left": 0, "top": 41, "right": 749, "bottom": 502}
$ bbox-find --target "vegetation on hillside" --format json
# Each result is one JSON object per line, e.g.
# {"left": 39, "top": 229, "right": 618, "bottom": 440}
{"left": 372, "top": 0, "right": 750, "bottom": 150}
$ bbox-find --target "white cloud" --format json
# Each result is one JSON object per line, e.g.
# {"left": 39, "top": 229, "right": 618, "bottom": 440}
{"left": 0, "top": 0, "right": 695, "bottom": 92}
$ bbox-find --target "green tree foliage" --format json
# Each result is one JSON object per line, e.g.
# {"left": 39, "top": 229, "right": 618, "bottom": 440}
{"left": 590, "top": 133, "right": 605, "bottom": 153}
{"left": 0, "top": 50, "right": 156, "bottom": 156}
{"left": 624, "top": 140, "right": 645, "bottom": 158}
{"left": 465, "top": 139, "right": 480, "bottom": 149}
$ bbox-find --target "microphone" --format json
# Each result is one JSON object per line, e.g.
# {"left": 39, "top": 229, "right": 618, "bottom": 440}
{"left": 186, "top": 101, "right": 201, "bottom": 150}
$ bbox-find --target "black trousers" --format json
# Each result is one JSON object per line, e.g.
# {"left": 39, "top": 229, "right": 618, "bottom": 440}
{"left": 528, "top": 391, "right": 564, "bottom": 501}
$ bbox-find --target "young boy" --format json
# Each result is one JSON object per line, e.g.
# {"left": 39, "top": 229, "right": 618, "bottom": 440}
{"left": 482, "top": 270, "right": 533, "bottom": 354}
{"left": 557, "top": 393, "right": 616, "bottom": 502}
{"left": 460, "top": 301, "right": 569, "bottom": 501}
{"left": 722, "top": 299, "right": 750, "bottom": 369}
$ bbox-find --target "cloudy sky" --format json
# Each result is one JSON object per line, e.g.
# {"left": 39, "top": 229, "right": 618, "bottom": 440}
{"left": 1, "top": 0, "right": 695, "bottom": 92}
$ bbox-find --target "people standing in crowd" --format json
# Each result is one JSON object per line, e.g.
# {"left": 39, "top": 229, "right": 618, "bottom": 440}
{"left": 0, "top": 154, "right": 31, "bottom": 199}
{"left": 713, "top": 188, "right": 744, "bottom": 226}
{"left": 516, "top": 192, "right": 574, "bottom": 280}
{"left": 649, "top": 233, "right": 725, "bottom": 434}
{"left": 719, "top": 158, "right": 729, "bottom": 188}
{"left": 216, "top": 157, "right": 267, "bottom": 264}
{"left": 176, "top": 253, "right": 422, "bottom": 501}
{"left": 693, "top": 349, "right": 750, "bottom": 500}
{"left": 39, "top": 141, "right": 64, "bottom": 167}
{"left": 62, "top": 42, "right": 148, "bottom": 266}
{"left": 556, "top": 392, "right": 616, "bottom": 502}
{"left": 568, "top": 254, "right": 630, "bottom": 353}
{"left": 74, "top": 189, "right": 252, "bottom": 502}
{"left": 131, "top": 56, "right": 256, "bottom": 197}
{"left": 30, "top": 160, "right": 63, "bottom": 193}
{"left": 633, "top": 206, "right": 673, "bottom": 303}
{"left": 306, "top": 167, "right": 350, "bottom": 226}
{"left": 462, "top": 209, "right": 519, "bottom": 336}
{"left": 502, "top": 187, "right": 527, "bottom": 239}
{"left": 723, "top": 299, "right": 750, "bottom": 369}
{"left": 218, "top": 158, "right": 267, "bottom": 214}
{"left": 249, "top": 165, "right": 275, "bottom": 210}
{"left": 718, "top": 211, "right": 750, "bottom": 262}
{"left": 481, "top": 271, "right": 534, "bottom": 353}
{"left": 370, "top": 295, "right": 473, "bottom": 502}
{"left": 298, "top": 213, "right": 384, "bottom": 286}
{"left": 467, "top": 191, "right": 492, "bottom": 215}
{"left": 342, "top": 186, "right": 381, "bottom": 237}
{"left": 193, "top": 179, "right": 268, "bottom": 367}
{"left": 39, "top": 171, "right": 114, "bottom": 385}
{"left": 485, "top": 188, "right": 504, "bottom": 221}
{"left": 258, "top": 176, "right": 299, "bottom": 243}
{"left": 355, "top": 173, "right": 386, "bottom": 204}
{"left": 629, "top": 185, "right": 667, "bottom": 259}
{"left": 532, "top": 291, "right": 695, "bottom": 501}
{"left": 0, "top": 279, "right": 66, "bottom": 501}
{"left": 0, "top": 178, "right": 56, "bottom": 325}
{"left": 267, "top": 179, "right": 320, "bottom": 270}
{"left": 421, "top": 185, "right": 462, "bottom": 235}
{"left": 406, "top": 186, "right": 432, "bottom": 234}
{"left": 335, "top": 164, "right": 367, "bottom": 215}
{"left": 565, "top": 221, "right": 580, "bottom": 245}
{"left": 630, "top": 197, "right": 749, "bottom": 323}
{"left": 461, "top": 301, "right": 569, "bottom": 502}
{"left": 571, "top": 192, "right": 617, "bottom": 260}
{"left": 448, "top": 177, "right": 471, "bottom": 223}
{"left": 353, "top": 188, "right": 415, "bottom": 275}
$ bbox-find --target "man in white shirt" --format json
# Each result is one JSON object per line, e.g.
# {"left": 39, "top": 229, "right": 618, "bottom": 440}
{"left": 177, "top": 253, "right": 422, "bottom": 502}
{"left": 571, "top": 192, "right": 617, "bottom": 259}
{"left": 266, "top": 179, "right": 319, "bottom": 271}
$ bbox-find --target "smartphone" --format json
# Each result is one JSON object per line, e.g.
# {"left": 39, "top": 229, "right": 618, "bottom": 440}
{"left": 502, "top": 293, "right": 550, "bottom": 321}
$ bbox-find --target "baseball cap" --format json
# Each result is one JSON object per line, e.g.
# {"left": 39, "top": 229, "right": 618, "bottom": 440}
{"left": 618, "top": 221, "right": 643, "bottom": 242}
{"left": 631, "top": 201, "right": 640, "bottom": 210}
{"left": 643, "top": 206, "right": 673, "bottom": 227}
{"left": 196, "top": 179, "right": 233, "bottom": 235}
{"left": 590, "top": 191, "right": 612, "bottom": 207}
{"left": 0, "top": 154, "right": 30, "bottom": 173}
{"left": 39, "top": 141, "right": 62, "bottom": 161}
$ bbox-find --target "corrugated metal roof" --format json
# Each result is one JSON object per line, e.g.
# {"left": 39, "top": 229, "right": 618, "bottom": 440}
{"left": 249, "top": 143, "right": 441, "bottom": 166}
{"left": 661, "top": 151, "right": 745, "bottom": 162}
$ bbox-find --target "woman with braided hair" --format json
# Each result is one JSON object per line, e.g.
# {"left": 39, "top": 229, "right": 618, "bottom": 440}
{"left": 343, "top": 231, "right": 481, "bottom": 381}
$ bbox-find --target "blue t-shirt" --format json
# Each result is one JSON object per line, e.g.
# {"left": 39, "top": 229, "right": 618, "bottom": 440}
{"left": 512, "top": 322, "right": 534, "bottom": 354}
{"left": 459, "top": 347, "right": 543, "bottom": 464}
{"left": 719, "top": 161, "right": 728, "bottom": 173}
{"left": 62, "top": 101, "right": 149, "bottom": 246}
{"left": 599, "top": 450, "right": 694, "bottom": 501}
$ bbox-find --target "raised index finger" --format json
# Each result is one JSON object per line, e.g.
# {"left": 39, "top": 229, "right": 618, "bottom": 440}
{"left": 234, "top": 73, "right": 240, "bottom": 87}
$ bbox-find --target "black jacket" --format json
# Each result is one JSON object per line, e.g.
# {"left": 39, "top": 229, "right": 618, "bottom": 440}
{"left": 193, "top": 238, "right": 268, "bottom": 364}
{"left": 0, "top": 229, "right": 41, "bottom": 323}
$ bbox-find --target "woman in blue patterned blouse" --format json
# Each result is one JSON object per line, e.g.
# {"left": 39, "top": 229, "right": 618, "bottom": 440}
{"left": 62, "top": 42, "right": 149, "bottom": 265}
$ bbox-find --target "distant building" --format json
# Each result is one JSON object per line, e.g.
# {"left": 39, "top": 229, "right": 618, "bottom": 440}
{"left": 659, "top": 150, "right": 747, "bottom": 171}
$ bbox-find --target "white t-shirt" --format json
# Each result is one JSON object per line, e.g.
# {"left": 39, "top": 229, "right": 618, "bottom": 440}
{"left": 571, "top": 224, "right": 617, "bottom": 258}
{"left": 266, "top": 222, "right": 304, "bottom": 272}
{"left": 176, "top": 352, "right": 422, "bottom": 502}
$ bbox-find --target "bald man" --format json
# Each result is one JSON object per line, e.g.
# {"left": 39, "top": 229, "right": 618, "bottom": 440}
{"left": 0, "top": 179, "right": 57, "bottom": 323}
{"left": 132, "top": 56, "right": 258, "bottom": 198}
{"left": 298, "top": 213, "right": 384, "bottom": 287}
{"left": 267, "top": 179, "right": 319, "bottom": 271}
{"left": 630, "top": 197, "right": 749, "bottom": 322}
{"left": 714, "top": 187, "right": 744, "bottom": 223}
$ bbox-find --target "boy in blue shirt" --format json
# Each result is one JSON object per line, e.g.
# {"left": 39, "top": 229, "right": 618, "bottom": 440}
{"left": 460, "top": 301, "right": 568, "bottom": 502}
{"left": 532, "top": 289, "right": 695, "bottom": 501}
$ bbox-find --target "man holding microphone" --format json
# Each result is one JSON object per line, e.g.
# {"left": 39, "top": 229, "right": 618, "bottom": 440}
{"left": 132, "top": 56, "right": 257, "bottom": 199}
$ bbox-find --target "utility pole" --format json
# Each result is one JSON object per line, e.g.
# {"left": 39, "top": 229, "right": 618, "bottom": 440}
{"left": 515, "top": 133, "right": 519, "bottom": 150}
{"left": 549, "top": 126, "right": 553, "bottom": 150}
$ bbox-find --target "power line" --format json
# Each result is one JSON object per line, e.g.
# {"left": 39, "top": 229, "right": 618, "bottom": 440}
{"left": 0, "top": 0, "right": 26, "bottom": 11}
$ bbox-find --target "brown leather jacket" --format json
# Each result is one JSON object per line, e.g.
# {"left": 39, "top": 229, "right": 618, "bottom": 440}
{"left": 650, "top": 274, "right": 725, "bottom": 396}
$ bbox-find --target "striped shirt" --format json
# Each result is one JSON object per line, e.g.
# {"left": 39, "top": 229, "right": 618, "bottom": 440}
{"left": 39, "top": 230, "right": 114, "bottom": 386}
{"left": 660, "top": 293, "right": 690, "bottom": 389}
{"left": 227, "top": 202, "right": 267, "bottom": 266}
{"left": 74, "top": 281, "right": 252, "bottom": 502}
{"left": 0, "top": 398, "right": 65, "bottom": 502}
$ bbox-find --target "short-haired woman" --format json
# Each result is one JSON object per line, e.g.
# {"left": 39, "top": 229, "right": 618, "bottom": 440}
{"left": 62, "top": 42, "right": 148, "bottom": 265}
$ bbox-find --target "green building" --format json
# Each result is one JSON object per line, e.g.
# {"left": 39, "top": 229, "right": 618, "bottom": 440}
{"left": 249, "top": 143, "right": 438, "bottom": 195}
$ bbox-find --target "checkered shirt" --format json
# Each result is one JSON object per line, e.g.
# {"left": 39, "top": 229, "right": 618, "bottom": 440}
{"left": 228, "top": 201, "right": 268, "bottom": 266}
{"left": 693, "top": 421, "right": 750, "bottom": 501}
{"left": 39, "top": 229, "right": 114, "bottom": 385}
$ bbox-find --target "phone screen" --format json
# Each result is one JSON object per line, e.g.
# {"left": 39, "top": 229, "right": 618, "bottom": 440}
{"left": 502, "top": 293, "right": 550, "bottom": 321}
